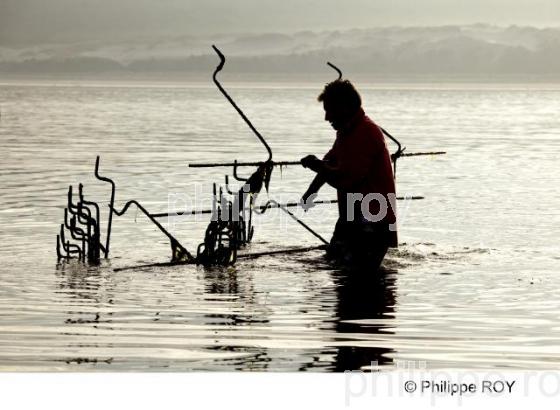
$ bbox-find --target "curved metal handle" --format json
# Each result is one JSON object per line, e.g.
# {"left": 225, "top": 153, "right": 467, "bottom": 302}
{"left": 67, "top": 185, "right": 93, "bottom": 227}
{"left": 79, "top": 184, "right": 100, "bottom": 231}
{"left": 64, "top": 209, "right": 86, "bottom": 240}
{"left": 232, "top": 160, "right": 248, "bottom": 181}
{"left": 379, "top": 127, "right": 404, "bottom": 157}
{"left": 379, "top": 126, "right": 405, "bottom": 178}
{"left": 111, "top": 199, "right": 141, "bottom": 217}
{"left": 94, "top": 156, "right": 115, "bottom": 257}
{"left": 327, "top": 62, "right": 342, "bottom": 80}
{"left": 212, "top": 45, "right": 273, "bottom": 162}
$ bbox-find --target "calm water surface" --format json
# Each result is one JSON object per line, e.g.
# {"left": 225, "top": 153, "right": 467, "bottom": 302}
{"left": 1, "top": 81, "right": 559, "bottom": 371}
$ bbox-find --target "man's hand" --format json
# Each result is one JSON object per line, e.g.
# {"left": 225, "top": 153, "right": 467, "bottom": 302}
{"left": 300, "top": 192, "right": 318, "bottom": 212}
{"left": 300, "top": 155, "right": 322, "bottom": 172}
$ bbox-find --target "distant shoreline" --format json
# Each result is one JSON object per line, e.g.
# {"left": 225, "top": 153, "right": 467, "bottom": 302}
{"left": 2, "top": 72, "right": 560, "bottom": 90}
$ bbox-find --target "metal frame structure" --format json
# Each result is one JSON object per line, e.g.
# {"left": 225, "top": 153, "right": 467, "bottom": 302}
{"left": 56, "top": 46, "right": 445, "bottom": 269}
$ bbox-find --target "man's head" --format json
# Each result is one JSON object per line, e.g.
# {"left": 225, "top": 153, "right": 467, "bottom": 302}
{"left": 318, "top": 79, "right": 362, "bottom": 131}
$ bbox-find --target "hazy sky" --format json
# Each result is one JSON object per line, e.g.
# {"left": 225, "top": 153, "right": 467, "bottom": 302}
{"left": 1, "top": 0, "right": 560, "bottom": 46}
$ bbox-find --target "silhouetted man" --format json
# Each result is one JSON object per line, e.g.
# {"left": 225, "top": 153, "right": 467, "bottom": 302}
{"left": 300, "top": 80, "right": 397, "bottom": 268}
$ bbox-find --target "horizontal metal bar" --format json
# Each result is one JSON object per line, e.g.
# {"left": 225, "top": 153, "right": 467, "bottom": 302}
{"left": 187, "top": 152, "right": 446, "bottom": 168}
{"left": 150, "top": 209, "right": 214, "bottom": 218}
{"left": 188, "top": 160, "right": 299, "bottom": 168}
{"left": 400, "top": 151, "right": 446, "bottom": 157}
{"left": 237, "top": 245, "right": 327, "bottom": 260}
{"left": 113, "top": 245, "right": 328, "bottom": 271}
{"left": 150, "top": 197, "right": 424, "bottom": 219}
{"left": 113, "top": 260, "right": 192, "bottom": 272}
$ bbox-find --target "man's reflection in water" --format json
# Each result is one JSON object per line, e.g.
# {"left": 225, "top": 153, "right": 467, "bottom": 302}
{"left": 333, "top": 267, "right": 396, "bottom": 371}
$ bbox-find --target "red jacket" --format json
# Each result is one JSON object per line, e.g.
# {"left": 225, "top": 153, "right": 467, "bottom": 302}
{"left": 322, "top": 108, "right": 398, "bottom": 247}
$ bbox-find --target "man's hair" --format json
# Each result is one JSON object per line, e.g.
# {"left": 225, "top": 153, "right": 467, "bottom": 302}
{"left": 317, "top": 79, "right": 362, "bottom": 110}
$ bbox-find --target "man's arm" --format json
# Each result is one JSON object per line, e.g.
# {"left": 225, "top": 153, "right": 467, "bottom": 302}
{"left": 302, "top": 173, "right": 326, "bottom": 203}
{"left": 301, "top": 154, "right": 349, "bottom": 192}
{"left": 300, "top": 155, "right": 328, "bottom": 210}
{"left": 303, "top": 125, "right": 383, "bottom": 192}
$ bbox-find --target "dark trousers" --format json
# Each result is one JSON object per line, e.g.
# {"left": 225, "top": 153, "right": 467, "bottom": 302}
{"left": 327, "top": 219, "right": 390, "bottom": 269}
